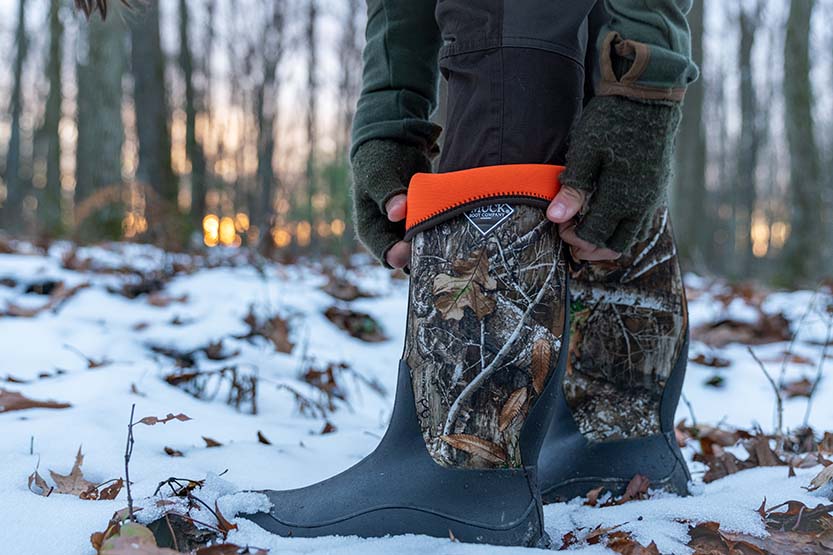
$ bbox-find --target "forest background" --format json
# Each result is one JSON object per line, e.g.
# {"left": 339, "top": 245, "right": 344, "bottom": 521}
{"left": 0, "top": 0, "right": 831, "bottom": 285}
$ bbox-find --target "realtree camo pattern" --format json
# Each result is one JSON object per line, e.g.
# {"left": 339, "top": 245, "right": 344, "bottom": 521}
{"left": 564, "top": 208, "right": 688, "bottom": 441}
{"left": 405, "top": 205, "right": 567, "bottom": 469}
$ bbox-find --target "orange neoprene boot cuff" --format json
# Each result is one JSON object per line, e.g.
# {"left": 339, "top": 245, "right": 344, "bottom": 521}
{"left": 404, "top": 164, "right": 564, "bottom": 238}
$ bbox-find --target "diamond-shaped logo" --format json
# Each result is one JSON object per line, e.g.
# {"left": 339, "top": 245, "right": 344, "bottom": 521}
{"left": 465, "top": 204, "right": 515, "bottom": 236}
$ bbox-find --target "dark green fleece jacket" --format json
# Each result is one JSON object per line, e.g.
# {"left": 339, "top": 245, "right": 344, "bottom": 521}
{"left": 351, "top": 0, "right": 699, "bottom": 155}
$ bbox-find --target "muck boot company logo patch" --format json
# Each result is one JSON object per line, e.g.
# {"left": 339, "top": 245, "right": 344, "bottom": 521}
{"left": 465, "top": 204, "right": 515, "bottom": 236}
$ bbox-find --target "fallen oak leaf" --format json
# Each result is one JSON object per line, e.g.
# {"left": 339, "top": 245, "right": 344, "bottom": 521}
{"left": 164, "top": 447, "right": 184, "bottom": 457}
{"left": 49, "top": 446, "right": 97, "bottom": 496}
{"left": 137, "top": 413, "right": 192, "bottom": 426}
{"left": 256, "top": 431, "right": 271, "bottom": 445}
{"left": 0, "top": 388, "right": 71, "bottom": 413}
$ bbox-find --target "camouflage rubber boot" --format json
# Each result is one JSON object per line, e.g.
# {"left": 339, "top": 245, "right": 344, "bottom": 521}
{"left": 244, "top": 165, "right": 570, "bottom": 546}
{"left": 538, "top": 207, "right": 691, "bottom": 502}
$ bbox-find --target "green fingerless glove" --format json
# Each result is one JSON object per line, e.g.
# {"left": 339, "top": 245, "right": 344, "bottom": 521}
{"left": 350, "top": 140, "right": 433, "bottom": 267}
{"left": 561, "top": 94, "right": 682, "bottom": 253}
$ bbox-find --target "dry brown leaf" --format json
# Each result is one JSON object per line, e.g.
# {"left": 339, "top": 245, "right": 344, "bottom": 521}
{"left": 807, "top": 465, "right": 833, "bottom": 493}
{"left": 321, "top": 421, "right": 337, "bottom": 434}
{"left": 616, "top": 474, "right": 651, "bottom": 505}
{"left": 692, "top": 312, "right": 791, "bottom": 348}
{"left": 214, "top": 501, "right": 238, "bottom": 536}
{"left": 164, "top": 447, "right": 184, "bottom": 457}
{"left": 257, "top": 431, "right": 272, "bottom": 445}
{"left": 323, "top": 306, "right": 387, "bottom": 342}
{"left": 441, "top": 434, "right": 507, "bottom": 464}
{"left": 781, "top": 377, "right": 815, "bottom": 399}
{"left": 99, "top": 522, "right": 179, "bottom": 555}
{"left": 243, "top": 308, "right": 294, "bottom": 353}
{"left": 137, "top": 413, "right": 192, "bottom": 426}
{"left": 0, "top": 388, "right": 71, "bottom": 413}
{"left": 28, "top": 468, "right": 52, "bottom": 496}
{"left": 202, "top": 436, "right": 223, "bottom": 448}
{"left": 687, "top": 521, "right": 766, "bottom": 555}
{"left": 690, "top": 353, "right": 732, "bottom": 368}
{"left": 531, "top": 340, "right": 551, "bottom": 394}
{"left": 585, "top": 486, "right": 605, "bottom": 507}
{"left": 49, "top": 446, "right": 97, "bottom": 496}
{"left": 98, "top": 478, "right": 124, "bottom": 501}
{"left": 3, "top": 282, "right": 89, "bottom": 318}
{"left": 498, "top": 387, "right": 528, "bottom": 432}
{"left": 606, "top": 532, "right": 661, "bottom": 555}
{"left": 147, "top": 292, "right": 188, "bottom": 308}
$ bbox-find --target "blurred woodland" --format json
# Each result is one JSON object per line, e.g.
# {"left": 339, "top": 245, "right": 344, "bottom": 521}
{"left": 0, "top": 0, "right": 831, "bottom": 285}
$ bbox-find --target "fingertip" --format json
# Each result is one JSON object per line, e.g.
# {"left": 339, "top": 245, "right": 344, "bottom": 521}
{"left": 547, "top": 190, "right": 582, "bottom": 223}
{"left": 386, "top": 195, "right": 407, "bottom": 222}
{"left": 385, "top": 241, "right": 411, "bottom": 269}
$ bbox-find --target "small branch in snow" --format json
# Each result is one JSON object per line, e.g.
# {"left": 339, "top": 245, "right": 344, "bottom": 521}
{"left": 682, "top": 393, "right": 697, "bottom": 426}
{"left": 778, "top": 286, "right": 821, "bottom": 389}
{"left": 803, "top": 313, "right": 832, "bottom": 428}
{"left": 748, "top": 347, "right": 783, "bottom": 445}
{"left": 125, "top": 403, "right": 136, "bottom": 522}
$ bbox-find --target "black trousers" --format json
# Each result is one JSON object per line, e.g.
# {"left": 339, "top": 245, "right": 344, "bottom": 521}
{"left": 435, "top": 0, "right": 608, "bottom": 173}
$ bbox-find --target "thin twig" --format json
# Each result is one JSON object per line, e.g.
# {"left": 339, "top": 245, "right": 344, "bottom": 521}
{"left": 682, "top": 392, "right": 697, "bottom": 426}
{"left": 803, "top": 314, "right": 832, "bottom": 427}
{"left": 125, "top": 403, "right": 136, "bottom": 522}
{"left": 778, "top": 287, "right": 820, "bottom": 388}
{"left": 748, "top": 346, "right": 783, "bottom": 445}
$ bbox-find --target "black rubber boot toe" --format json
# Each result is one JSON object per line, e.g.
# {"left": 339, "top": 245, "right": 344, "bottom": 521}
{"left": 243, "top": 362, "right": 552, "bottom": 547}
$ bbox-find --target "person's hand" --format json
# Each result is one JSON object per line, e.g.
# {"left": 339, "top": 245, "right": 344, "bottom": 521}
{"left": 383, "top": 194, "right": 411, "bottom": 269}
{"left": 351, "top": 140, "right": 432, "bottom": 269}
{"left": 547, "top": 95, "right": 682, "bottom": 260}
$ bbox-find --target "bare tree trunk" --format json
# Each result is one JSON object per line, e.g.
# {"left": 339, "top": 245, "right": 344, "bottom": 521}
{"left": 672, "top": 0, "right": 706, "bottom": 266}
{"left": 305, "top": 0, "right": 318, "bottom": 247}
{"left": 36, "top": 0, "right": 63, "bottom": 235}
{"left": 734, "top": 2, "right": 763, "bottom": 276}
{"left": 255, "top": 0, "right": 285, "bottom": 255}
{"left": 130, "top": 1, "right": 177, "bottom": 206}
{"left": 782, "top": 0, "right": 822, "bottom": 283}
{"left": 3, "top": 0, "right": 28, "bottom": 232}
{"left": 74, "top": 1, "right": 127, "bottom": 240}
{"left": 179, "top": 0, "right": 207, "bottom": 229}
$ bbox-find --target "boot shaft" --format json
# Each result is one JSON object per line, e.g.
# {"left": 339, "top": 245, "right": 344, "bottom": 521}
{"left": 403, "top": 165, "right": 568, "bottom": 469}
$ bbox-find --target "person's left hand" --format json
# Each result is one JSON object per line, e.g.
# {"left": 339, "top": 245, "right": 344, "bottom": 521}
{"left": 546, "top": 94, "right": 682, "bottom": 261}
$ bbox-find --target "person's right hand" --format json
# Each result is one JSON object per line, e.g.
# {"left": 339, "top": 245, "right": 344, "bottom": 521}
{"left": 351, "top": 140, "right": 432, "bottom": 269}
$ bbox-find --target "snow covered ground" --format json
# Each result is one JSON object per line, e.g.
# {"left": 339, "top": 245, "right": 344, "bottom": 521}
{"left": 0, "top": 242, "right": 831, "bottom": 554}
